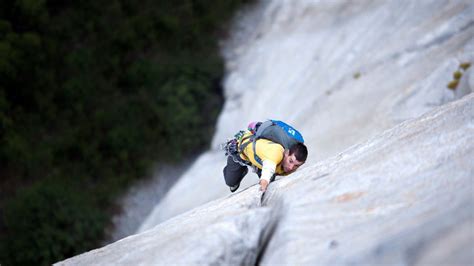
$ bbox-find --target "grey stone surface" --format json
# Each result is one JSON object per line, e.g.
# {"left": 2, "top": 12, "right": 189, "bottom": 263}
{"left": 139, "top": 0, "right": 474, "bottom": 233}
{"left": 260, "top": 93, "right": 474, "bottom": 265}
{"left": 105, "top": 159, "right": 194, "bottom": 244}
{"left": 61, "top": 0, "right": 474, "bottom": 264}
{"left": 57, "top": 93, "right": 473, "bottom": 266}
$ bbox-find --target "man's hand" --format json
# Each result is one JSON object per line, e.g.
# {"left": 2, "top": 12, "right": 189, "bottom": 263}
{"left": 259, "top": 179, "right": 269, "bottom": 192}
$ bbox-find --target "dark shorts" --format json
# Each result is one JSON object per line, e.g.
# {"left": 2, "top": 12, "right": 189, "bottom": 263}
{"left": 223, "top": 156, "right": 248, "bottom": 187}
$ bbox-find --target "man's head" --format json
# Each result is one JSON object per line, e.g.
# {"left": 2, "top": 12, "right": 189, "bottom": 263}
{"left": 282, "top": 142, "right": 308, "bottom": 173}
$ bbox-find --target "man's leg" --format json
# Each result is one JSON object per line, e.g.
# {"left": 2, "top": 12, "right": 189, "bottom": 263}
{"left": 223, "top": 156, "right": 248, "bottom": 191}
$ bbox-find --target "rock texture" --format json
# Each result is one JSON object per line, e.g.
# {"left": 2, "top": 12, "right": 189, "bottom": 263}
{"left": 57, "top": 93, "right": 473, "bottom": 265}
{"left": 138, "top": 0, "right": 474, "bottom": 232}
{"left": 58, "top": 0, "right": 474, "bottom": 264}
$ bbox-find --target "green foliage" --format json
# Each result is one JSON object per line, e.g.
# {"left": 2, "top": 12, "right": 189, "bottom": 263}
{"left": 447, "top": 79, "right": 459, "bottom": 90}
{"left": 453, "top": 70, "right": 462, "bottom": 80}
{"left": 459, "top": 62, "right": 471, "bottom": 70}
{"left": 0, "top": 179, "right": 106, "bottom": 265}
{"left": 446, "top": 61, "right": 471, "bottom": 90}
{"left": 0, "top": 0, "right": 252, "bottom": 264}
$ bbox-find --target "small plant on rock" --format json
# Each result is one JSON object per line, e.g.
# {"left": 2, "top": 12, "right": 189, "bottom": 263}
{"left": 460, "top": 62, "right": 471, "bottom": 70}
{"left": 447, "top": 61, "right": 471, "bottom": 90}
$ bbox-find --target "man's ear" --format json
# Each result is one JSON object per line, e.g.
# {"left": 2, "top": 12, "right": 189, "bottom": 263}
{"left": 284, "top": 149, "right": 290, "bottom": 157}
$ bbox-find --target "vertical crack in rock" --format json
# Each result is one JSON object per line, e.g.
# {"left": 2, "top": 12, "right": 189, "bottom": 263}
{"left": 254, "top": 209, "right": 280, "bottom": 266}
{"left": 237, "top": 186, "right": 285, "bottom": 266}
{"left": 253, "top": 192, "right": 284, "bottom": 266}
{"left": 214, "top": 187, "right": 285, "bottom": 266}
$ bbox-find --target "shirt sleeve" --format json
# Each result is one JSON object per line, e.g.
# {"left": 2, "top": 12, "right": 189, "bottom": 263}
{"left": 261, "top": 160, "right": 277, "bottom": 183}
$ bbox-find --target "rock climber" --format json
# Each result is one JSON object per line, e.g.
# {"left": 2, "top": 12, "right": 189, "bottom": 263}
{"left": 223, "top": 120, "right": 308, "bottom": 193}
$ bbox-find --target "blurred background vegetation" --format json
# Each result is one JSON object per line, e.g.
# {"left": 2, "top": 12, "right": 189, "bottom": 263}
{"left": 0, "top": 0, "right": 251, "bottom": 264}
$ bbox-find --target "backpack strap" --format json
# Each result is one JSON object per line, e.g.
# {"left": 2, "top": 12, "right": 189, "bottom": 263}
{"left": 223, "top": 131, "right": 252, "bottom": 167}
{"left": 252, "top": 140, "right": 263, "bottom": 166}
{"left": 237, "top": 134, "right": 263, "bottom": 165}
{"left": 239, "top": 120, "right": 274, "bottom": 166}
{"left": 238, "top": 135, "right": 254, "bottom": 163}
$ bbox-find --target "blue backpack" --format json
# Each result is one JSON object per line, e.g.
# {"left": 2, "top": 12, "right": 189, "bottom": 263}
{"left": 240, "top": 120, "right": 304, "bottom": 165}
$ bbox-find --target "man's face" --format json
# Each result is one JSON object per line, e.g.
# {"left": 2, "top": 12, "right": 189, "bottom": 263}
{"left": 282, "top": 150, "right": 304, "bottom": 173}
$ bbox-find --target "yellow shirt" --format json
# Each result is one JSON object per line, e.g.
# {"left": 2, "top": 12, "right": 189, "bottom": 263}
{"left": 239, "top": 132, "right": 286, "bottom": 175}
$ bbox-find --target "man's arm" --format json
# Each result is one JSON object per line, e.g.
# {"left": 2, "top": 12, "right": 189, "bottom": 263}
{"left": 259, "top": 160, "right": 276, "bottom": 192}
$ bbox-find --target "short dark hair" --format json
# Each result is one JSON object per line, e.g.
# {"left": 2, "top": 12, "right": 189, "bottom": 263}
{"left": 289, "top": 142, "right": 308, "bottom": 162}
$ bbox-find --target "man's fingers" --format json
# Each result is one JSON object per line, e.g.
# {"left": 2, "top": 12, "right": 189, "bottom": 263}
{"left": 259, "top": 179, "right": 269, "bottom": 192}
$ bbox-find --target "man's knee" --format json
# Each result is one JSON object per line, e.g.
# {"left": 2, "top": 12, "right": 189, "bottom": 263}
{"left": 223, "top": 168, "right": 233, "bottom": 186}
{"left": 223, "top": 157, "right": 248, "bottom": 186}
{"left": 223, "top": 167, "right": 242, "bottom": 186}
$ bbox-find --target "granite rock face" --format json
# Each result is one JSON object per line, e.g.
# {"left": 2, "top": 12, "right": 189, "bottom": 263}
{"left": 138, "top": 0, "right": 474, "bottom": 233}
{"left": 58, "top": 0, "right": 474, "bottom": 264}
{"left": 57, "top": 93, "right": 473, "bottom": 265}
